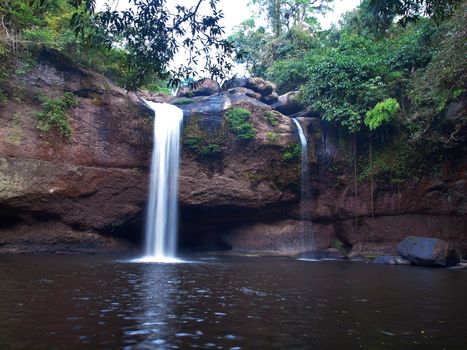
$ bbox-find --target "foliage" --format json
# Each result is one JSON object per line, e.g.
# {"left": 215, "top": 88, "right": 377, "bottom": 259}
{"left": 143, "top": 83, "right": 172, "bottom": 96}
{"left": 228, "top": 19, "right": 270, "bottom": 75}
{"left": 200, "top": 144, "right": 222, "bottom": 156}
{"left": 364, "top": 98, "right": 400, "bottom": 130}
{"left": 364, "top": 0, "right": 463, "bottom": 26}
{"left": 184, "top": 137, "right": 222, "bottom": 157}
{"left": 35, "top": 92, "right": 77, "bottom": 139}
{"left": 173, "top": 98, "right": 196, "bottom": 105}
{"left": 231, "top": 23, "right": 319, "bottom": 78}
{"left": 268, "top": 58, "right": 309, "bottom": 92}
{"left": 264, "top": 111, "right": 279, "bottom": 126}
{"left": 0, "top": 0, "right": 235, "bottom": 91}
{"left": 71, "top": 0, "right": 235, "bottom": 90}
{"left": 225, "top": 108, "right": 256, "bottom": 140}
{"left": 282, "top": 143, "right": 301, "bottom": 161}
{"left": 266, "top": 131, "right": 279, "bottom": 144}
{"left": 409, "top": 2, "right": 467, "bottom": 118}
{"left": 300, "top": 41, "right": 389, "bottom": 133}
{"left": 250, "top": 0, "right": 332, "bottom": 37}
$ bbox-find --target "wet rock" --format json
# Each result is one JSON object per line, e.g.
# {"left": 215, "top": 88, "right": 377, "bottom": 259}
{"left": 396, "top": 236, "right": 460, "bottom": 267}
{"left": 271, "top": 91, "right": 303, "bottom": 115}
{"left": 448, "top": 263, "right": 467, "bottom": 270}
{"left": 374, "top": 255, "right": 410, "bottom": 265}
{"left": 297, "top": 248, "right": 347, "bottom": 260}
{"left": 176, "top": 78, "right": 221, "bottom": 98}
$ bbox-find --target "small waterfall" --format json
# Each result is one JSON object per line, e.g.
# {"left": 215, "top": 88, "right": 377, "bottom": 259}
{"left": 292, "top": 118, "right": 316, "bottom": 251}
{"left": 139, "top": 101, "right": 184, "bottom": 263}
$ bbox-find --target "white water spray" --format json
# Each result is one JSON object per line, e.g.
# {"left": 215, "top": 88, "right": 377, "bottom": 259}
{"left": 137, "top": 101, "right": 184, "bottom": 263}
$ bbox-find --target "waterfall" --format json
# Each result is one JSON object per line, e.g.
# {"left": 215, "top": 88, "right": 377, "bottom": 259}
{"left": 139, "top": 101, "right": 184, "bottom": 263}
{"left": 292, "top": 118, "right": 316, "bottom": 251}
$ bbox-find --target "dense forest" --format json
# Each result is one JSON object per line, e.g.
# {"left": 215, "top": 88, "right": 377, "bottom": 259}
{"left": 0, "top": 0, "right": 465, "bottom": 184}
{"left": 230, "top": 0, "right": 466, "bottom": 185}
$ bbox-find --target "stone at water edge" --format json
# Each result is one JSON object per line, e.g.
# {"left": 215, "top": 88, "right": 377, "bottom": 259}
{"left": 396, "top": 236, "right": 460, "bottom": 267}
{"left": 374, "top": 255, "right": 410, "bottom": 265}
{"left": 297, "top": 249, "right": 347, "bottom": 260}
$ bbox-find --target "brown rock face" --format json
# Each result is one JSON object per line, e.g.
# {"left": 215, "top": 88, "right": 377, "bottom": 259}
{"left": 0, "top": 49, "right": 152, "bottom": 253}
{"left": 1, "top": 50, "right": 465, "bottom": 257}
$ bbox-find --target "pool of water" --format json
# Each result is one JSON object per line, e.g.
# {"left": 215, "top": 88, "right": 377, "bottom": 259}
{"left": 0, "top": 255, "right": 466, "bottom": 349}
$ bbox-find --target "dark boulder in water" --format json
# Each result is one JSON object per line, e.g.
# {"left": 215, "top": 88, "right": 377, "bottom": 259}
{"left": 396, "top": 236, "right": 460, "bottom": 267}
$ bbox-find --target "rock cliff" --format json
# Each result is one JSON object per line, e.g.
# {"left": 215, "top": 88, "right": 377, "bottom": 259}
{"left": 1, "top": 49, "right": 465, "bottom": 257}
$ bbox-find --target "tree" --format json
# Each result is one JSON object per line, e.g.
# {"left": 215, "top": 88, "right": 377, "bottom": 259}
{"left": 70, "top": 0, "right": 235, "bottom": 90}
{"left": 228, "top": 19, "right": 270, "bottom": 75}
{"left": 364, "top": 0, "right": 463, "bottom": 25}
{"left": 251, "top": 0, "right": 332, "bottom": 37}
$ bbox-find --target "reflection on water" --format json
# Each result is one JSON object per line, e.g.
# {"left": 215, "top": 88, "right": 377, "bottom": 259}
{"left": 0, "top": 255, "right": 466, "bottom": 349}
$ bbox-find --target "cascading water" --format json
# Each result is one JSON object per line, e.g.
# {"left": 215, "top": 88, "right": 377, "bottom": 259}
{"left": 292, "top": 118, "right": 316, "bottom": 251}
{"left": 138, "top": 101, "right": 184, "bottom": 263}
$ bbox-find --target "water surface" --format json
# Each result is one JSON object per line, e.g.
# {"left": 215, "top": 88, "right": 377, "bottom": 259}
{"left": 0, "top": 255, "right": 466, "bottom": 349}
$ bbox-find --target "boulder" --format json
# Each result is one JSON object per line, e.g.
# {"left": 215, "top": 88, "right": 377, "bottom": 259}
{"left": 261, "top": 91, "right": 279, "bottom": 105}
{"left": 227, "top": 87, "right": 261, "bottom": 100}
{"left": 223, "top": 77, "right": 276, "bottom": 98}
{"left": 176, "top": 78, "right": 221, "bottom": 98}
{"left": 271, "top": 91, "right": 303, "bottom": 115}
{"left": 245, "top": 77, "right": 276, "bottom": 97}
{"left": 396, "top": 236, "right": 460, "bottom": 267}
{"left": 374, "top": 255, "right": 410, "bottom": 265}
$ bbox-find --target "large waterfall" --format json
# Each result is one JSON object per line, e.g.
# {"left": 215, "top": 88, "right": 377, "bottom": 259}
{"left": 139, "top": 101, "right": 184, "bottom": 263}
{"left": 292, "top": 118, "right": 316, "bottom": 251}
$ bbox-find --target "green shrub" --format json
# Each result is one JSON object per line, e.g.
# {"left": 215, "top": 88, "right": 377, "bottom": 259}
{"left": 143, "top": 82, "right": 172, "bottom": 95}
{"left": 266, "top": 131, "right": 279, "bottom": 144}
{"left": 225, "top": 107, "right": 256, "bottom": 140}
{"left": 264, "top": 110, "right": 279, "bottom": 126}
{"left": 282, "top": 144, "right": 301, "bottom": 161}
{"left": 35, "top": 92, "right": 77, "bottom": 139}
{"left": 200, "top": 144, "right": 222, "bottom": 156}
{"left": 183, "top": 137, "right": 202, "bottom": 152}
{"left": 364, "top": 98, "right": 400, "bottom": 130}
{"left": 184, "top": 137, "right": 222, "bottom": 157}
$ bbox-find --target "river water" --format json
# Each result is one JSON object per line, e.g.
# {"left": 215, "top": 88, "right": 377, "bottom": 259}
{"left": 0, "top": 255, "right": 466, "bottom": 349}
